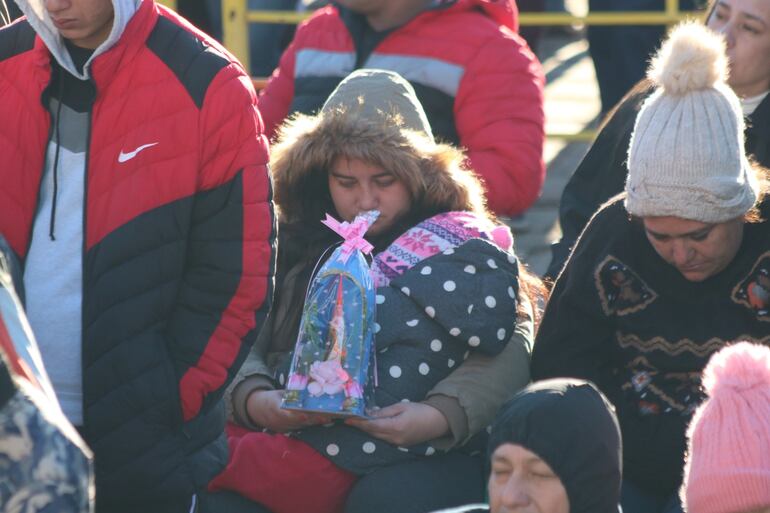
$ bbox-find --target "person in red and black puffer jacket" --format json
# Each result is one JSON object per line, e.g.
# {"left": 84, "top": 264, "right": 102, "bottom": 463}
{"left": 0, "top": 0, "right": 275, "bottom": 511}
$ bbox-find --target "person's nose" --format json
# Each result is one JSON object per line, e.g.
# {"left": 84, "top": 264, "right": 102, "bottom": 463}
{"left": 500, "top": 474, "right": 532, "bottom": 510}
{"left": 670, "top": 239, "right": 694, "bottom": 267}
{"left": 357, "top": 184, "right": 378, "bottom": 211}
{"left": 716, "top": 22, "right": 736, "bottom": 49}
{"left": 45, "top": 0, "right": 71, "bottom": 14}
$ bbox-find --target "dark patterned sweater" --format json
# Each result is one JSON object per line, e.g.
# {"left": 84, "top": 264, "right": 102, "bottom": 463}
{"left": 531, "top": 197, "right": 770, "bottom": 496}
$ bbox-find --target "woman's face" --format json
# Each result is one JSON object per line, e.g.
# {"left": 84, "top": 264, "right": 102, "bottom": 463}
{"left": 707, "top": 0, "right": 770, "bottom": 97}
{"left": 328, "top": 156, "right": 412, "bottom": 236}
{"left": 642, "top": 216, "right": 744, "bottom": 282}
{"left": 488, "top": 444, "right": 570, "bottom": 513}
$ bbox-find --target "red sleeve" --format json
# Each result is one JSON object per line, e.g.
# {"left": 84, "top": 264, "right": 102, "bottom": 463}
{"left": 177, "top": 63, "right": 276, "bottom": 421}
{"left": 455, "top": 33, "right": 545, "bottom": 216}
{"left": 257, "top": 35, "right": 298, "bottom": 140}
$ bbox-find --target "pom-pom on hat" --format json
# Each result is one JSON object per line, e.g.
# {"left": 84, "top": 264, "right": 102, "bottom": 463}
{"left": 680, "top": 342, "right": 770, "bottom": 513}
{"left": 625, "top": 22, "right": 758, "bottom": 223}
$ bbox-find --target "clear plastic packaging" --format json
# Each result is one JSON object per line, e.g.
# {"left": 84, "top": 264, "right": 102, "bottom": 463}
{"left": 281, "top": 211, "right": 379, "bottom": 417}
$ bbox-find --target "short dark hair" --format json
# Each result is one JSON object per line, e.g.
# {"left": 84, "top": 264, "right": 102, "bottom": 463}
{"left": 745, "top": 161, "right": 770, "bottom": 223}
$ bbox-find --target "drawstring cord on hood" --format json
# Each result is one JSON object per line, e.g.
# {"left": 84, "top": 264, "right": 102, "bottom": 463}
{"left": 49, "top": 65, "right": 64, "bottom": 241}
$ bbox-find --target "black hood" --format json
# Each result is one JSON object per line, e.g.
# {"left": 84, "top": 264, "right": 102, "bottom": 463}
{"left": 489, "top": 378, "right": 622, "bottom": 513}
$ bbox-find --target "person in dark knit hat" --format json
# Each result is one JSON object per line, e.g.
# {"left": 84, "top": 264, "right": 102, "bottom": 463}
{"left": 438, "top": 378, "right": 622, "bottom": 513}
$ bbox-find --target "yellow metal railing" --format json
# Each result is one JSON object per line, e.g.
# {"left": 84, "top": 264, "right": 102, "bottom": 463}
{"left": 206, "top": 0, "right": 705, "bottom": 141}
{"left": 156, "top": 0, "right": 176, "bottom": 10}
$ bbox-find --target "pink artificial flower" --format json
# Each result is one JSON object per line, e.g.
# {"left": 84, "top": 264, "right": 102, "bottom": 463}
{"left": 286, "top": 373, "right": 308, "bottom": 391}
{"left": 307, "top": 381, "right": 323, "bottom": 396}
{"left": 308, "top": 360, "right": 350, "bottom": 397}
{"left": 345, "top": 380, "right": 363, "bottom": 399}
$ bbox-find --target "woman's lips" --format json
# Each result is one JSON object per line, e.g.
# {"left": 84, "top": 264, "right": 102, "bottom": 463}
{"left": 52, "top": 18, "right": 77, "bottom": 30}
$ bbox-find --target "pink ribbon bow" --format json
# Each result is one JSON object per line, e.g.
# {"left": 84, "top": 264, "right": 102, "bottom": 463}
{"left": 322, "top": 211, "right": 379, "bottom": 263}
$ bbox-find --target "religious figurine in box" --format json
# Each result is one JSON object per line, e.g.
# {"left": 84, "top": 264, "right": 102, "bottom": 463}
{"left": 282, "top": 211, "right": 379, "bottom": 418}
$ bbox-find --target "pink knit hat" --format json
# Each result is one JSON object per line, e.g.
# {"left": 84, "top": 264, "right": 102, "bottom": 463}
{"left": 681, "top": 342, "right": 770, "bottom": 513}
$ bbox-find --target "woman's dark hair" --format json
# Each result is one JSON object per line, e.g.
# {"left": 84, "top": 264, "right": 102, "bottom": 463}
{"left": 745, "top": 161, "right": 770, "bottom": 222}
{"left": 518, "top": 263, "right": 548, "bottom": 329}
{"left": 704, "top": 0, "right": 718, "bottom": 22}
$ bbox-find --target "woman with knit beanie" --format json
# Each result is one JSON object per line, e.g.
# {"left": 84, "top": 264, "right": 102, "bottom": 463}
{"left": 532, "top": 21, "right": 770, "bottom": 513}
{"left": 680, "top": 342, "right": 770, "bottom": 513}
{"left": 204, "top": 69, "right": 542, "bottom": 513}
{"left": 548, "top": 0, "right": 770, "bottom": 281}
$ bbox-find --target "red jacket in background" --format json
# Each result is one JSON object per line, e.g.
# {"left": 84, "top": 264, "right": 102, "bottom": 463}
{"left": 258, "top": 0, "right": 545, "bottom": 216}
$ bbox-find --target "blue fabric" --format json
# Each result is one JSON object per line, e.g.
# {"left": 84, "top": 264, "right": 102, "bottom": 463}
{"left": 0, "top": 390, "right": 92, "bottom": 513}
{"left": 587, "top": 0, "right": 700, "bottom": 113}
{"left": 344, "top": 451, "right": 485, "bottom": 513}
{"left": 0, "top": 245, "right": 92, "bottom": 513}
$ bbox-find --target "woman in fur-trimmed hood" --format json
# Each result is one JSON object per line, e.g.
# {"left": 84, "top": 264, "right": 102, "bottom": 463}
{"left": 271, "top": 69, "right": 489, "bottom": 246}
{"left": 211, "top": 69, "right": 542, "bottom": 513}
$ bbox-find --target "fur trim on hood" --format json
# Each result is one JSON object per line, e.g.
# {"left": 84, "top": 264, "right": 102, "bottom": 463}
{"left": 14, "top": 0, "right": 140, "bottom": 79}
{"left": 271, "top": 107, "right": 489, "bottom": 226}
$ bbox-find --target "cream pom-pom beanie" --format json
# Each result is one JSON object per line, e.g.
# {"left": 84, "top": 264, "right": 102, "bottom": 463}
{"left": 625, "top": 22, "right": 758, "bottom": 222}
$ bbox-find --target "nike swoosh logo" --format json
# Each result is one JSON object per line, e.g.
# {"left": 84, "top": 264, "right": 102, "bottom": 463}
{"left": 118, "top": 142, "right": 159, "bottom": 163}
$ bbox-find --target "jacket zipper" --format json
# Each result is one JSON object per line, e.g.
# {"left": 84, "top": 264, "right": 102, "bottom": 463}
{"left": 339, "top": 1, "right": 450, "bottom": 69}
{"left": 80, "top": 80, "right": 96, "bottom": 434}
